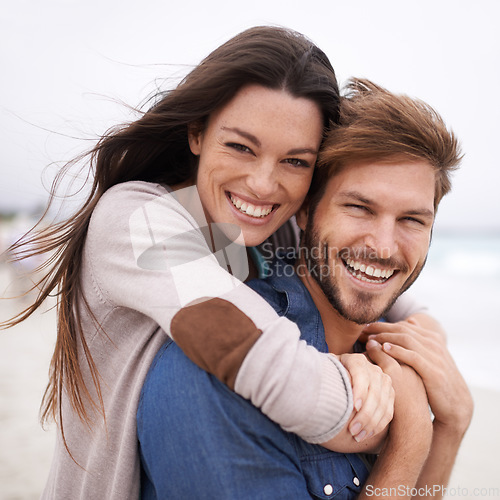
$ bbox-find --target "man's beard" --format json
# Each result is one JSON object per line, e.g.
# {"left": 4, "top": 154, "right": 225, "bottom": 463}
{"left": 300, "top": 217, "right": 426, "bottom": 325}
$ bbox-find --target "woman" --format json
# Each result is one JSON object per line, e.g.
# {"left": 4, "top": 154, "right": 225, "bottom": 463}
{"left": 4, "top": 27, "right": 423, "bottom": 499}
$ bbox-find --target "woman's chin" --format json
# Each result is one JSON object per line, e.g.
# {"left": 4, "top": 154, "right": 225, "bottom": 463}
{"left": 218, "top": 214, "right": 277, "bottom": 247}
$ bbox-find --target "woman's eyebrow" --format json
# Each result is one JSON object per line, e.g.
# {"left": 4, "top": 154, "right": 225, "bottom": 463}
{"left": 287, "top": 147, "right": 319, "bottom": 155}
{"left": 221, "top": 126, "right": 318, "bottom": 155}
{"left": 221, "top": 126, "right": 260, "bottom": 147}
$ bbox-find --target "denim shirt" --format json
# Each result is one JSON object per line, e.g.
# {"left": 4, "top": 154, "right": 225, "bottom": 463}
{"left": 247, "top": 268, "right": 373, "bottom": 499}
{"left": 138, "top": 266, "right": 373, "bottom": 500}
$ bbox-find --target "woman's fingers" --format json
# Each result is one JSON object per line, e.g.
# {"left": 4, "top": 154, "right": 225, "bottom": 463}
{"left": 353, "top": 369, "right": 394, "bottom": 441}
{"left": 339, "top": 351, "right": 395, "bottom": 442}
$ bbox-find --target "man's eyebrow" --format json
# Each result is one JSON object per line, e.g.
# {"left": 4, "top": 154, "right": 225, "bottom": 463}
{"left": 339, "top": 191, "right": 373, "bottom": 206}
{"left": 221, "top": 127, "right": 260, "bottom": 147}
{"left": 339, "top": 190, "right": 435, "bottom": 218}
{"left": 404, "top": 208, "right": 435, "bottom": 219}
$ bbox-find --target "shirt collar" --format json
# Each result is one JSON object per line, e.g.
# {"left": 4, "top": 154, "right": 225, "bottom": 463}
{"left": 265, "top": 270, "right": 329, "bottom": 353}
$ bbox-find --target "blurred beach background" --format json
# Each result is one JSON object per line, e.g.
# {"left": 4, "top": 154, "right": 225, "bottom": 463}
{"left": 1, "top": 0, "right": 499, "bottom": 498}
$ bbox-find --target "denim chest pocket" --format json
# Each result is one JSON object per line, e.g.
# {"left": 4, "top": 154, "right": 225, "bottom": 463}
{"left": 300, "top": 452, "right": 369, "bottom": 500}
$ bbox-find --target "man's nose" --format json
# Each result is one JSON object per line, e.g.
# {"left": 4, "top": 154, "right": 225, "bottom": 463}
{"left": 363, "top": 218, "right": 399, "bottom": 260}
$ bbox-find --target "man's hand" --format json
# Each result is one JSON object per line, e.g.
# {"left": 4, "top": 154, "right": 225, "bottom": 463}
{"left": 364, "top": 318, "right": 473, "bottom": 498}
{"left": 359, "top": 342, "right": 433, "bottom": 499}
{"left": 363, "top": 318, "right": 473, "bottom": 434}
{"left": 365, "top": 340, "right": 432, "bottom": 439}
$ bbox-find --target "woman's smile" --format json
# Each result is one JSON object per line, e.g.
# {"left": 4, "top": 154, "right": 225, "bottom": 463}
{"left": 189, "top": 84, "right": 323, "bottom": 246}
{"left": 227, "top": 192, "right": 276, "bottom": 220}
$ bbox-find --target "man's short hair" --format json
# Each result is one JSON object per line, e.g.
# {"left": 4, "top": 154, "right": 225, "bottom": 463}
{"left": 311, "top": 78, "right": 462, "bottom": 208}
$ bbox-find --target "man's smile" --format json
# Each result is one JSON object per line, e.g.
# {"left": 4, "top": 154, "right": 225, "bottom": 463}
{"left": 343, "top": 257, "right": 398, "bottom": 284}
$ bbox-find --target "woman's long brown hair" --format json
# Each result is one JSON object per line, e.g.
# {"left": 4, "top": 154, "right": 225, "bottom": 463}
{"left": 1, "top": 26, "right": 341, "bottom": 451}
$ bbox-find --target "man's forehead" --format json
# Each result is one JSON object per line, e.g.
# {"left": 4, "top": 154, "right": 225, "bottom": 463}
{"left": 327, "top": 158, "right": 436, "bottom": 187}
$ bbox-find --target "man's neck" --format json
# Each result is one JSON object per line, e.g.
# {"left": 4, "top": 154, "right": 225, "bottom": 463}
{"left": 296, "top": 263, "right": 364, "bottom": 355}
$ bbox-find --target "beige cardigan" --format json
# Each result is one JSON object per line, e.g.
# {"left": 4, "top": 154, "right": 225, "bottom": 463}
{"left": 42, "top": 181, "right": 360, "bottom": 499}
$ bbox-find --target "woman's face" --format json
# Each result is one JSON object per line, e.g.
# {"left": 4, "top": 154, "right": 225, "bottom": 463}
{"left": 189, "top": 84, "right": 323, "bottom": 247}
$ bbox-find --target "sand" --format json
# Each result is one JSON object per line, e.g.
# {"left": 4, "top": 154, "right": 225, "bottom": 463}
{"left": 1, "top": 262, "right": 499, "bottom": 500}
{"left": 0, "top": 285, "right": 56, "bottom": 500}
{"left": 447, "top": 387, "right": 500, "bottom": 499}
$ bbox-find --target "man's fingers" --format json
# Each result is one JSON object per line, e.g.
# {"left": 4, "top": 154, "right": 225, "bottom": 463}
{"left": 365, "top": 339, "right": 399, "bottom": 372}
{"left": 367, "top": 331, "right": 443, "bottom": 368}
{"left": 368, "top": 331, "right": 422, "bottom": 350}
{"left": 379, "top": 342, "right": 430, "bottom": 377}
{"left": 362, "top": 322, "right": 410, "bottom": 334}
{"left": 362, "top": 320, "right": 434, "bottom": 340}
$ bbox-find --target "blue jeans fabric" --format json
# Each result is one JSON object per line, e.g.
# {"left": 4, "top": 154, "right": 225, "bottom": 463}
{"left": 138, "top": 268, "right": 373, "bottom": 499}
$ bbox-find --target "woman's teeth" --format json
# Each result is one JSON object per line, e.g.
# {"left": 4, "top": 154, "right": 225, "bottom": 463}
{"left": 344, "top": 258, "right": 395, "bottom": 283}
{"left": 230, "top": 194, "right": 274, "bottom": 218}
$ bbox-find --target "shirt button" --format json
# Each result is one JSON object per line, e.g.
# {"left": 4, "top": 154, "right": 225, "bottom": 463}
{"left": 353, "top": 477, "right": 360, "bottom": 486}
{"left": 323, "top": 484, "right": 334, "bottom": 495}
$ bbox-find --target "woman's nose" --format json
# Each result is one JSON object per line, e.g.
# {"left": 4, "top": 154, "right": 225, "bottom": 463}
{"left": 245, "top": 161, "right": 279, "bottom": 199}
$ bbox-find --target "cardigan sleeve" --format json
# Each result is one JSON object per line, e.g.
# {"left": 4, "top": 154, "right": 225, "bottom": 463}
{"left": 85, "top": 181, "right": 353, "bottom": 443}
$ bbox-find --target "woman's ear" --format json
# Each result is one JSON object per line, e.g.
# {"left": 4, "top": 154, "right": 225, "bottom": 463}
{"left": 187, "top": 122, "right": 203, "bottom": 155}
{"left": 295, "top": 199, "right": 309, "bottom": 231}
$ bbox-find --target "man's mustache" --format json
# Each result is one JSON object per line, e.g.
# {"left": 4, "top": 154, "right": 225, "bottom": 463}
{"left": 338, "top": 247, "right": 409, "bottom": 274}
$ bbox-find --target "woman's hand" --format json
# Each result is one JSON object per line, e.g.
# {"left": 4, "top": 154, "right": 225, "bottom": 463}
{"left": 338, "top": 352, "right": 395, "bottom": 443}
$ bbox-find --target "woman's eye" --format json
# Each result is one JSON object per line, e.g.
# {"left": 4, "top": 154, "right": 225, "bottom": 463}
{"left": 227, "top": 143, "right": 252, "bottom": 153}
{"left": 286, "top": 158, "right": 310, "bottom": 168}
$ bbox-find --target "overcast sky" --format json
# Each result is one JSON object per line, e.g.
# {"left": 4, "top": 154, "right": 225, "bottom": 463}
{"left": 1, "top": 0, "right": 499, "bottom": 232}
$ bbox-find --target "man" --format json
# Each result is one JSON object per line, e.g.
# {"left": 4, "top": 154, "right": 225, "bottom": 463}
{"left": 138, "top": 79, "right": 473, "bottom": 499}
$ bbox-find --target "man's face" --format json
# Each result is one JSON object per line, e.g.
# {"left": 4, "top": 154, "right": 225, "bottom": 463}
{"left": 297, "top": 159, "right": 436, "bottom": 324}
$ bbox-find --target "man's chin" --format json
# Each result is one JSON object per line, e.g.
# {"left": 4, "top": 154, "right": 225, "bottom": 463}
{"left": 316, "top": 269, "right": 406, "bottom": 325}
{"left": 340, "top": 308, "right": 384, "bottom": 326}
{"left": 337, "top": 294, "right": 399, "bottom": 325}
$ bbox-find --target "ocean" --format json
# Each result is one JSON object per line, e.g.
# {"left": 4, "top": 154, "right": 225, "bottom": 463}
{"left": 409, "top": 233, "right": 500, "bottom": 392}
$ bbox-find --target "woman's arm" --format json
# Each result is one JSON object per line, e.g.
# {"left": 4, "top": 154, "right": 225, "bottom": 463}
{"left": 172, "top": 298, "right": 394, "bottom": 449}
{"left": 86, "top": 181, "right": 353, "bottom": 443}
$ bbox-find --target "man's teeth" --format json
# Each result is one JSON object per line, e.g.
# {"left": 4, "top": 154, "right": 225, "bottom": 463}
{"left": 345, "top": 258, "right": 395, "bottom": 283}
{"left": 230, "top": 194, "right": 273, "bottom": 218}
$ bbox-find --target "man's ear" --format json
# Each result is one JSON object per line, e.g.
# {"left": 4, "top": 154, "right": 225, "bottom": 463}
{"left": 188, "top": 122, "right": 204, "bottom": 155}
{"left": 296, "top": 199, "right": 309, "bottom": 231}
